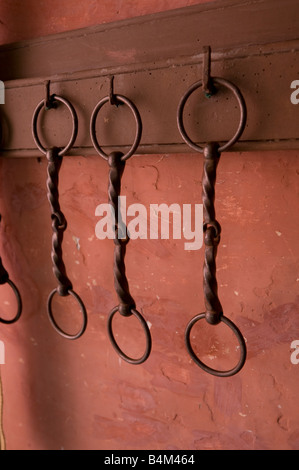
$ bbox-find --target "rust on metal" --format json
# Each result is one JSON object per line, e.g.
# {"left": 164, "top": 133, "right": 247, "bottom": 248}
{"left": 177, "top": 53, "right": 247, "bottom": 377}
{"left": 1, "top": 0, "right": 299, "bottom": 156}
{"left": 32, "top": 94, "right": 87, "bottom": 340}
{"left": 90, "top": 90, "right": 151, "bottom": 364}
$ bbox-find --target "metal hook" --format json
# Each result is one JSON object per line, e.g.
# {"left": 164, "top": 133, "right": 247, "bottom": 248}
{"left": 109, "top": 76, "right": 120, "bottom": 107}
{"left": 44, "top": 80, "right": 57, "bottom": 110}
{"left": 202, "top": 46, "right": 216, "bottom": 98}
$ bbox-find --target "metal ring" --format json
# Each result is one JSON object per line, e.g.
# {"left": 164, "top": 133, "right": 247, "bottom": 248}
{"left": 90, "top": 95, "right": 142, "bottom": 161}
{"left": 107, "top": 306, "right": 152, "bottom": 364}
{"left": 0, "top": 279, "right": 22, "bottom": 324}
{"left": 185, "top": 312, "right": 246, "bottom": 377}
{"left": 47, "top": 288, "right": 87, "bottom": 340}
{"left": 32, "top": 95, "right": 78, "bottom": 157}
{"left": 203, "top": 220, "right": 222, "bottom": 238}
{"left": 177, "top": 77, "right": 247, "bottom": 153}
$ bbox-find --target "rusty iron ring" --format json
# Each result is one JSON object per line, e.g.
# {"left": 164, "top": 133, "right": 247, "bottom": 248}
{"left": 32, "top": 95, "right": 78, "bottom": 157}
{"left": 107, "top": 306, "right": 152, "bottom": 364}
{"left": 177, "top": 77, "right": 247, "bottom": 153}
{"left": 0, "top": 279, "right": 22, "bottom": 324}
{"left": 90, "top": 95, "right": 142, "bottom": 161}
{"left": 185, "top": 312, "right": 247, "bottom": 377}
{"left": 47, "top": 288, "right": 88, "bottom": 340}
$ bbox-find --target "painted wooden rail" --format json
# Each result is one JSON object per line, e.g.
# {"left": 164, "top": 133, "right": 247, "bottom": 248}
{"left": 0, "top": 0, "right": 298, "bottom": 157}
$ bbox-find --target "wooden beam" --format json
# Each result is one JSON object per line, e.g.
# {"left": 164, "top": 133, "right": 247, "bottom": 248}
{"left": 0, "top": 0, "right": 299, "bottom": 157}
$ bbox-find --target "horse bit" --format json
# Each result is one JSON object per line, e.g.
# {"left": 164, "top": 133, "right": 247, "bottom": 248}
{"left": 32, "top": 88, "right": 87, "bottom": 340}
{"left": 90, "top": 80, "right": 152, "bottom": 364}
{"left": 2, "top": 49, "right": 247, "bottom": 377}
{"left": 177, "top": 47, "right": 247, "bottom": 376}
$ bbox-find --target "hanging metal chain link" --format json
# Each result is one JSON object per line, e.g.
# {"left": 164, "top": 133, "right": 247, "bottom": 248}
{"left": 90, "top": 83, "right": 151, "bottom": 364}
{"left": 32, "top": 90, "right": 87, "bottom": 340}
{"left": 177, "top": 52, "right": 247, "bottom": 376}
{"left": 184, "top": 140, "right": 247, "bottom": 376}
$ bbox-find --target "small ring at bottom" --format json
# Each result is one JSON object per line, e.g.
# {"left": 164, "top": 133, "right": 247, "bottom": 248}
{"left": 185, "top": 312, "right": 246, "bottom": 377}
{"left": 0, "top": 279, "right": 22, "bottom": 324}
{"left": 47, "top": 288, "right": 87, "bottom": 340}
{"left": 107, "top": 306, "right": 152, "bottom": 364}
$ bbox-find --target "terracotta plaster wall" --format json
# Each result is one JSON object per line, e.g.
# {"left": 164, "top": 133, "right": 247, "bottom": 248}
{"left": 0, "top": 0, "right": 298, "bottom": 451}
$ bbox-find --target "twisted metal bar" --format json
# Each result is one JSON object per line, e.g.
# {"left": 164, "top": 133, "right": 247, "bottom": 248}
{"left": 177, "top": 68, "right": 247, "bottom": 376}
{"left": 32, "top": 93, "right": 87, "bottom": 339}
{"left": 106, "top": 151, "right": 151, "bottom": 364}
{"left": 46, "top": 148, "right": 73, "bottom": 296}
{"left": 46, "top": 148, "right": 87, "bottom": 339}
{"left": 202, "top": 142, "right": 223, "bottom": 325}
{"left": 90, "top": 89, "right": 150, "bottom": 363}
{"left": 184, "top": 142, "right": 247, "bottom": 376}
{"left": 108, "top": 151, "right": 135, "bottom": 316}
